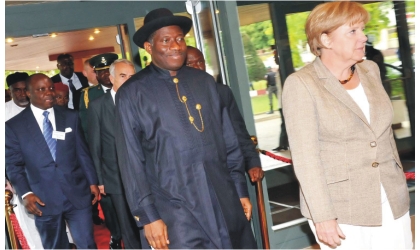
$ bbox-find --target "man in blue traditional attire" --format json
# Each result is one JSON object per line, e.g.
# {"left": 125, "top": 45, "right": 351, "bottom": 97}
{"left": 115, "top": 8, "right": 257, "bottom": 249}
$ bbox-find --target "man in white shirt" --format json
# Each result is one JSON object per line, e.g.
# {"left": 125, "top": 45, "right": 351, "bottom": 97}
{"left": 51, "top": 54, "right": 89, "bottom": 110}
{"left": 5, "top": 72, "right": 29, "bottom": 121}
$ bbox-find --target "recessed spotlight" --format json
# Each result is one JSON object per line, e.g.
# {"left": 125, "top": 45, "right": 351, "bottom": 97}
{"left": 6, "top": 38, "right": 13, "bottom": 43}
{"left": 36, "top": 66, "right": 39, "bottom": 69}
{"left": 94, "top": 29, "right": 100, "bottom": 34}
{"left": 50, "top": 33, "right": 57, "bottom": 38}
{"left": 89, "top": 36, "right": 94, "bottom": 41}
{"left": 215, "top": 9, "right": 220, "bottom": 14}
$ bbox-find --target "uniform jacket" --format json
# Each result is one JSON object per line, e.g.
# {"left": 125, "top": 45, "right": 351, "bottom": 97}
{"left": 51, "top": 72, "right": 89, "bottom": 110}
{"left": 87, "top": 91, "right": 123, "bottom": 194}
{"left": 79, "top": 84, "right": 105, "bottom": 139}
{"left": 282, "top": 57, "right": 409, "bottom": 226}
{"left": 6, "top": 106, "right": 98, "bottom": 215}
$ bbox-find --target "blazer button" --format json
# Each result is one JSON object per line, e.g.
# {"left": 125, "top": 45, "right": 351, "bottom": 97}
{"left": 372, "top": 162, "right": 379, "bottom": 168}
{"left": 370, "top": 141, "right": 377, "bottom": 147}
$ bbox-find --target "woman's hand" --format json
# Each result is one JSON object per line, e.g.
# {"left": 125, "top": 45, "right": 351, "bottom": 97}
{"left": 314, "top": 219, "right": 346, "bottom": 248}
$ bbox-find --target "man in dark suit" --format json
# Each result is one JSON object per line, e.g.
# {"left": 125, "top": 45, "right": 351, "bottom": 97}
{"left": 87, "top": 59, "right": 140, "bottom": 249}
{"left": 6, "top": 73, "right": 99, "bottom": 249}
{"left": 51, "top": 54, "right": 89, "bottom": 110}
{"left": 186, "top": 46, "right": 264, "bottom": 182}
{"left": 81, "top": 53, "right": 123, "bottom": 249}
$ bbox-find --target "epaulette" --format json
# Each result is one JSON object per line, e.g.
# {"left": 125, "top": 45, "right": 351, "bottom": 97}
{"left": 82, "top": 85, "right": 97, "bottom": 109}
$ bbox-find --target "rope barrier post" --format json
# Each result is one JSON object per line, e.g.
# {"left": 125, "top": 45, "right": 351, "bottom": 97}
{"left": 250, "top": 135, "right": 270, "bottom": 249}
{"left": 5, "top": 189, "right": 19, "bottom": 249}
{"left": 256, "top": 180, "right": 270, "bottom": 249}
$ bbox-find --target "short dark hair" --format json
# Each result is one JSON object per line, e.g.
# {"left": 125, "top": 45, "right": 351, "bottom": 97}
{"left": 57, "top": 53, "right": 74, "bottom": 62}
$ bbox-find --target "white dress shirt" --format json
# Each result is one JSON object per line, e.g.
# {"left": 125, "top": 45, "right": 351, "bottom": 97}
{"left": 110, "top": 88, "right": 117, "bottom": 105}
{"left": 59, "top": 73, "right": 83, "bottom": 109}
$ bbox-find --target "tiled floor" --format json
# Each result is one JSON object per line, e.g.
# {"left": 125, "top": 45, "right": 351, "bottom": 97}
{"left": 304, "top": 215, "right": 415, "bottom": 249}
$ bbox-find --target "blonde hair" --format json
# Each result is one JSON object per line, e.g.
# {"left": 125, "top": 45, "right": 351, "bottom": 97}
{"left": 305, "top": 1, "right": 370, "bottom": 56}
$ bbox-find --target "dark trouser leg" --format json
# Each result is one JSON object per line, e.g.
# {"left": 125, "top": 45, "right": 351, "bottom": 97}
{"left": 35, "top": 212, "right": 69, "bottom": 249}
{"left": 110, "top": 193, "right": 141, "bottom": 249}
{"left": 64, "top": 200, "right": 97, "bottom": 249}
{"left": 279, "top": 108, "right": 289, "bottom": 147}
{"left": 100, "top": 194, "right": 122, "bottom": 240}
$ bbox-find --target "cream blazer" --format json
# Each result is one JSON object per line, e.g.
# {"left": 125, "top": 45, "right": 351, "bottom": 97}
{"left": 282, "top": 57, "right": 410, "bottom": 226}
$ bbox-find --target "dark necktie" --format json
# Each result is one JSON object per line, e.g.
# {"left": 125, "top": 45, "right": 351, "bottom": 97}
{"left": 68, "top": 79, "right": 76, "bottom": 94}
{"left": 43, "top": 111, "right": 56, "bottom": 161}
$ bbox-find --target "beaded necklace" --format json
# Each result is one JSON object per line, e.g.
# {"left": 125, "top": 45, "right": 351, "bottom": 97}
{"left": 339, "top": 65, "right": 356, "bottom": 84}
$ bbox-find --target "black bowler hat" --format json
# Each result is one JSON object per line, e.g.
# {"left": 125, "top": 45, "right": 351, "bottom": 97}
{"left": 6, "top": 72, "right": 29, "bottom": 87}
{"left": 89, "top": 53, "right": 119, "bottom": 71}
{"left": 133, "top": 8, "right": 192, "bottom": 49}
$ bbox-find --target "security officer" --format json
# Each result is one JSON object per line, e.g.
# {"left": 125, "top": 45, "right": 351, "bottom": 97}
{"left": 79, "top": 53, "right": 118, "bottom": 138}
{"left": 79, "top": 52, "right": 123, "bottom": 249}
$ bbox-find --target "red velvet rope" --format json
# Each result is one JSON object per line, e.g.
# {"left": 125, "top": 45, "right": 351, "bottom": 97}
{"left": 259, "top": 149, "right": 293, "bottom": 164}
{"left": 405, "top": 172, "right": 415, "bottom": 180}
{"left": 258, "top": 149, "right": 414, "bottom": 180}
{"left": 9, "top": 213, "right": 30, "bottom": 249}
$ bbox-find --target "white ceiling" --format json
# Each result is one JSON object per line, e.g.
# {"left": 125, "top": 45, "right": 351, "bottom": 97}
{"left": 5, "top": 2, "right": 270, "bottom": 71}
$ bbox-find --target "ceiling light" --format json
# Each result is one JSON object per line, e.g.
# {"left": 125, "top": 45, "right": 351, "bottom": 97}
{"left": 215, "top": 9, "right": 220, "bottom": 14}
{"left": 89, "top": 35, "right": 94, "bottom": 41}
{"left": 50, "top": 33, "right": 57, "bottom": 38}
{"left": 94, "top": 29, "right": 100, "bottom": 34}
{"left": 36, "top": 66, "right": 39, "bottom": 69}
{"left": 6, "top": 38, "right": 13, "bottom": 43}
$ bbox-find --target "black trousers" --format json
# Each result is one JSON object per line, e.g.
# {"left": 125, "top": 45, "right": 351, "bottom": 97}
{"left": 109, "top": 193, "right": 141, "bottom": 249}
{"left": 100, "top": 194, "right": 121, "bottom": 240}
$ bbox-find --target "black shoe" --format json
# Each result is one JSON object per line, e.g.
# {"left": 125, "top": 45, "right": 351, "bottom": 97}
{"left": 69, "top": 243, "right": 77, "bottom": 249}
{"left": 92, "top": 215, "right": 104, "bottom": 225}
{"left": 272, "top": 146, "right": 288, "bottom": 152}
{"left": 109, "top": 238, "right": 122, "bottom": 249}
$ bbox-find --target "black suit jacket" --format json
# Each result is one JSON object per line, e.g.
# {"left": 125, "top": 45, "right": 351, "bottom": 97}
{"left": 215, "top": 83, "right": 261, "bottom": 171}
{"left": 6, "top": 106, "right": 98, "bottom": 215}
{"left": 87, "top": 92, "right": 123, "bottom": 194}
{"left": 51, "top": 72, "right": 89, "bottom": 110}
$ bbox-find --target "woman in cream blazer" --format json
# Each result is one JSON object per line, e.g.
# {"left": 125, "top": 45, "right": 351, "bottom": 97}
{"left": 282, "top": 2, "right": 411, "bottom": 249}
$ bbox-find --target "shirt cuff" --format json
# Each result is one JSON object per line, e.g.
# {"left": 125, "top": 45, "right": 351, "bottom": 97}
{"left": 131, "top": 203, "right": 161, "bottom": 227}
{"left": 22, "top": 192, "right": 33, "bottom": 199}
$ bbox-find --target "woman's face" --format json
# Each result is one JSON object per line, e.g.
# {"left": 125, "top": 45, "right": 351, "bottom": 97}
{"left": 323, "top": 21, "right": 367, "bottom": 63}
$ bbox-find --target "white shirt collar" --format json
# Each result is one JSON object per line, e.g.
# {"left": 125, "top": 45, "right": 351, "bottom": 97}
{"left": 110, "top": 88, "right": 117, "bottom": 105}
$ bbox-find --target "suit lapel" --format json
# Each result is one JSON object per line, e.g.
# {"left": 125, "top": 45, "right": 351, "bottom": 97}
{"left": 25, "top": 108, "right": 52, "bottom": 158}
{"left": 314, "top": 58, "right": 372, "bottom": 130}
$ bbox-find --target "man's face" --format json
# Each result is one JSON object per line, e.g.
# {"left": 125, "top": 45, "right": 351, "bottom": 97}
{"left": 54, "top": 90, "right": 69, "bottom": 107}
{"left": 10, "top": 81, "right": 29, "bottom": 107}
{"left": 26, "top": 75, "right": 56, "bottom": 110}
{"left": 186, "top": 47, "right": 206, "bottom": 71}
{"left": 57, "top": 57, "right": 75, "bottom": 79}
{"left": 95, "top": 68, "right": 113, "bottom": 88}
{"left": 110, "top": 63, "right": 135, "bottom": 91}
{"left": 83, "top": 63, "right": 99, "bottom": 85}
{"left": 144, "top": 25, "right": 187, "bottom": 76}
